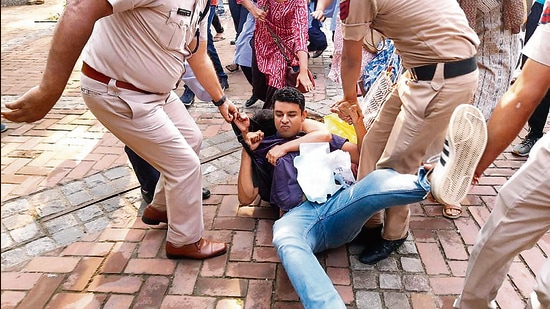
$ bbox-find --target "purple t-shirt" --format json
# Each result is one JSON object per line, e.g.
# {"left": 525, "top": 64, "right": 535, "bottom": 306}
{"left": 252, "top": 133, "right": 347, "bottom": 211}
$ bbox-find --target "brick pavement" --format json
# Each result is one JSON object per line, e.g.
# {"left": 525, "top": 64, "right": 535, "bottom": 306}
{"left": 1, "top": 1, "right": 548, "bottom": 308}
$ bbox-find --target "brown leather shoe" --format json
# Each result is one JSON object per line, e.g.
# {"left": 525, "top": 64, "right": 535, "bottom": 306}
{"left": 141, "top": 205, "right": 167, "bottom": 225}
{"left": 166, "top": 239, "right": 227, "bottom": 260}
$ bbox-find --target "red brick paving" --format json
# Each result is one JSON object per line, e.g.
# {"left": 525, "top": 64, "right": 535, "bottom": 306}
{"left": 2, "top": 1, "right": 549, "bottom": 308}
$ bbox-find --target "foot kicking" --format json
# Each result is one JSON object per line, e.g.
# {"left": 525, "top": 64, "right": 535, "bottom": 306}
{"left": 430, "top": 104, "right": 488, "bottom": 208}
{"left": 359, "top": 104, "right": 487, "bottom": 265}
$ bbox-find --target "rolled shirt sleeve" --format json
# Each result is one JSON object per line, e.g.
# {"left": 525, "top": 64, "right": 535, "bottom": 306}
{"left": 340, "top": 0, "right": 372, "bottom": 41}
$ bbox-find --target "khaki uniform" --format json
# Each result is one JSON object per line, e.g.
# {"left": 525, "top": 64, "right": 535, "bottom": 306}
{"left": 456, "top": 13, "right": 550, "bottom": 308}
{"left": 341, "top": 0, "right": 479, "bottom": 240}
{"left": 81, "top": 0, "right": 211, "bottom": 246}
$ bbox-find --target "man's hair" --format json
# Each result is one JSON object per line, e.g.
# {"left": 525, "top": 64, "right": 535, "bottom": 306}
{"left": 250, "top": 109, "right": 277, "bottom": 136}
{"left": 272, "top": 87, "right": 306, "bottom": 112}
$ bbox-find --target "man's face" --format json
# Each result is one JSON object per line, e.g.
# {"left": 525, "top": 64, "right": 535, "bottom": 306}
{"left": 273, "top": 101, "right": 306, "bottom": 138}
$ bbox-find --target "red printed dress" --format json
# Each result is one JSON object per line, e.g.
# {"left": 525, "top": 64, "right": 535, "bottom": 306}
{"left": 254, "top": 0, "right": 309, "bottom": 89}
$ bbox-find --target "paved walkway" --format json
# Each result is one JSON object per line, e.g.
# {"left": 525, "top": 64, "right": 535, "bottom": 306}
{"left": 1, "top": 1, "right": 548, "bottom": 308}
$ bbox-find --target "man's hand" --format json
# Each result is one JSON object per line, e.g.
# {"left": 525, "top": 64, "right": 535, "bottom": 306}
{"left": 330, "top": 99, "right": 358, "bottom": 125}
{"left": 246, "top": 131, "right": 264, "bottom": 150}
{"left": 2, "top": 85, "right": 60, "bottom": 123}
{"left": 234, "top": 112, "right": 251, "bottom": 133}
{"left": 337, "top": 101, "right": 363, "bottom": 124}
{"left": 266, "top": 144, "right": 287, "bottom": 166}
{"left": 217, "top": 98, "right": 239, "bottom": 122}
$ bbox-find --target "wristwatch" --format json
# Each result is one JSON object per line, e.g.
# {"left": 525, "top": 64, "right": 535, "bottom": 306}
{"left": 212, "top": 95, "right": 227, "bottom": 107}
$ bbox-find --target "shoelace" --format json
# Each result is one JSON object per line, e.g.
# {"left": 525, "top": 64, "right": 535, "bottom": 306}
{"left": 520, "top": 136, "right": 539, "bottom": 148}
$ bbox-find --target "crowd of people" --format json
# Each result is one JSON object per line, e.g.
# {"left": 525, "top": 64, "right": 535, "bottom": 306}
{"left": 1, "top": 0, "right": 548, "bottom": 308}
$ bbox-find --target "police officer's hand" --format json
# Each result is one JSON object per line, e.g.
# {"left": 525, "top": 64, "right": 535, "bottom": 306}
{"left": 218, "top": 98, "right": 239, "bottom": 123}
{"left": 2, "top": 85, "right": 59, "bottom": 123}
{"left": 330, "top": 99, "right": 357, "bottom": 125}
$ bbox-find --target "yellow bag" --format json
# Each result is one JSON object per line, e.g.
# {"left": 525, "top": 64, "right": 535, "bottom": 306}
{"left": 323, "top": 113, "right": 357, "bottom": 144}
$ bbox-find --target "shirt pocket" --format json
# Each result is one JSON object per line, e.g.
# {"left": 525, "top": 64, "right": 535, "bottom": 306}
{"left": 158, "top": 8, "right": 192, "bottom": 51}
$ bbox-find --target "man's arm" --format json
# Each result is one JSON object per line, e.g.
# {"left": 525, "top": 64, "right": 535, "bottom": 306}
{"left": 475, "top": 57, "right": 550, "bottom": 177}
{"left": 338, "top": 102, "right": 366, "bottom": 164}
{"left": 187, "top": 42, "right": 238, "bottom": 122}
{"left": 3, "top": 0, "right": 113, "bottom": 123}
{"left": 266, "top": 119, "right": 332, "bottom": 165}
{"left": 237, "top": 149, "right": 260, "bottom": 205}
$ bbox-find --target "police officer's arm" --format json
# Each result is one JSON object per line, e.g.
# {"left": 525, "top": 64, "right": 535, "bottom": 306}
{"left": 187, "top": 40, "right": 238, "bottom": 122}
{"left": 474, "top": 57, "right": 550, "bottom": 179}
{"left": 3, "top": 0, "right": 113, "bottom": 123}
{"left": 340, "top": 39, "right": 363, "bottom": 105}
{"left": 334, "top": 0, "right": 374, "bottom": 116}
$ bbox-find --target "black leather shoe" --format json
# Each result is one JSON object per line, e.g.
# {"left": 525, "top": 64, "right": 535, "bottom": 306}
{"left": 245, "top": 95, "right": 258, "bottom": 107}
{"left": 358, "top": 234, "right": 408, "bottom": 265}
{"left": 141, "top": 189, "right": 154, "bottom": 205}
{"left": 310, "top": 50, "right": 324, "bottom": 58}
{"left": 202, "top": 188, "right": 211, "bottom": 200}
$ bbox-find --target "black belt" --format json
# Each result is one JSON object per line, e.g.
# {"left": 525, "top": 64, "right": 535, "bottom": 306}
{"left": 409, "top": 56, "right": 477, "bottom": 81}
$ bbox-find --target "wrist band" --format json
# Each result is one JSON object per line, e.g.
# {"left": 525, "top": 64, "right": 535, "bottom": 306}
{"left": 212, "top": 95, "right": 227, "bottom": 107}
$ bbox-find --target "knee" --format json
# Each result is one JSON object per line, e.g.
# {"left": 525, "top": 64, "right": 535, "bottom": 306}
{"left": 188, "top": 129, "right": 203, "bottom": 154}
{"left": 272, "top": 221, "right": 308, "bottom": 253}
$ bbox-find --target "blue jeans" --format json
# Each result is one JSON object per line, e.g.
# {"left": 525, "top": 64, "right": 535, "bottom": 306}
{"left": 207, "top": 6, "right": 227, "bottom": 82}
{"left": 272, "top": 167, "right": 431, "bottom": 308}
{"left": 124, "top": 145, "right": 159, "bottom": 194}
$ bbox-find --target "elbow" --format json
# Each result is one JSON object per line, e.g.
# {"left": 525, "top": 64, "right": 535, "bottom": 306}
{"left": 321, "top": 131, "right": 332, "bottom": 142}
{"left": 238, "top": 194, "right": 256, "bottom": 205}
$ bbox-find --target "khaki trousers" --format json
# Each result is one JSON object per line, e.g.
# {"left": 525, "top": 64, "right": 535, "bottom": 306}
{"left": 457, "top": 134, "right": 550, "bottom": 309}
{"left": 81, "top": 76, "right": 204, "bottom": 246}
{"left": 531, "top": 258, "right": 550, "bottom": 309}
{"left": 358, "top": 64, "right": 479, "bottom": 240}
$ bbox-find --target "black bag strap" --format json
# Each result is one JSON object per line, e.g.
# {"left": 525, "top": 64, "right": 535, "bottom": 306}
{"left": 190, "top": 0, "right": 212, "bottom": 54}
{"left": 263, "top": 20, "right": 297, "bottom": 66}
{"left": 199, "top": 0, "right": 211, "bottom": 22}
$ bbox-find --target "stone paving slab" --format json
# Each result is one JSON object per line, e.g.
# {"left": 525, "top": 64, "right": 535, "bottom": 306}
{"left": 1, "top": 1, "right": 549, "bottom": 308}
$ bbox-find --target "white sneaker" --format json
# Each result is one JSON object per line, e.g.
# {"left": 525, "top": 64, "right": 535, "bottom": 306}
{"left": 430, "top": 104, "right": 488, "bottom": 206}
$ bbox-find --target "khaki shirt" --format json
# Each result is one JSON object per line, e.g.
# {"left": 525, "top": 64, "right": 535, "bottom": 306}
{"left": 340, "top": 0, "right": 479, "bottom": 68}
{"left": 82, "top": 0, "right": 209, "bottom": 93}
